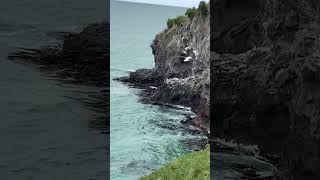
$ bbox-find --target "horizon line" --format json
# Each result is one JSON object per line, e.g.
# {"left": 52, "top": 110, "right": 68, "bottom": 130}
{"left": 114, "top": 0, "right": 194, "bottom": 8}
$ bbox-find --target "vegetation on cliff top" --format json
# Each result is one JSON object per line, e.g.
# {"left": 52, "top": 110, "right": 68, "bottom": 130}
{"left": 185, "top": 7, "right": 197, "bottom": 19}
{"left": 167, "top": 1, "right": 208, "bottom": 29}
{"left": 140, "top": 147, "right": 210, "bottom": 180}
{"left": 198, "top": 1, "right": 208, "bottom": 16}
{"left": 167, "top": 15, "right": 188, "bottom": 28}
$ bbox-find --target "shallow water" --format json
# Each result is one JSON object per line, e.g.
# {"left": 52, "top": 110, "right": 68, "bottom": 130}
{"left": 110, "top": 1, "right": 206, "bottom": 180}
{"left": 0, "top": 0, "right": 108, "bottom": 179}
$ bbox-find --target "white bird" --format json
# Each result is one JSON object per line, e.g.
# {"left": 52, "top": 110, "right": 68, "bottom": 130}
{"left": 184, "top": 56, "right": 192, "bottom": 62}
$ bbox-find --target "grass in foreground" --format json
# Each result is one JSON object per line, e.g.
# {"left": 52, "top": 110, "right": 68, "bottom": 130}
{"left": 140, "top": 147, "right": 210, "bottom": 180}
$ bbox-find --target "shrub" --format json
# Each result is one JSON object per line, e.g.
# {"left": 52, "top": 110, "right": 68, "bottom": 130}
{"left": 167, "top": 16, "right": 188, "bottom": 29}
{"left": 174, "top": 15, "right": 188, "bottom": 26}
{"left": 167, "top": 18, "right": 175, "bottom": 29}
{"left": 198, "top": 1, "right": 208, "bottom": 16}
{"left": 185, "top": 7, "right": 197, "bottom": 19}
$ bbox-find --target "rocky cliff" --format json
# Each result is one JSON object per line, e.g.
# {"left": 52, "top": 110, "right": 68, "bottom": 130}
{"left": 118, "top": 9, "right": 210, "bottom": 131}
{"left": 211, "top": 0, "right": 320, "bottom": 179}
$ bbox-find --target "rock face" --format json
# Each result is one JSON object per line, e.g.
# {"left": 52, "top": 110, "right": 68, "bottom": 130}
{"left": 117, "top": 12, "right": 210, "bottom": 130}
{"left": 211, "top": 0, "right": 320, "bottom": 179}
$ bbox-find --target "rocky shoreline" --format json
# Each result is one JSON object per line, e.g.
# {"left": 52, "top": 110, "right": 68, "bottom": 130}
{"left": 8, "top": 22, "right": 109, "bottom": 134}
{"left": 8, "top": 1, "right": 320, "bottom": 178}
{"left": 118, "top": 0, "right": 320, "bottom": 179}
{"left": 115, "top": 9, "right": 210, "bottom": 134}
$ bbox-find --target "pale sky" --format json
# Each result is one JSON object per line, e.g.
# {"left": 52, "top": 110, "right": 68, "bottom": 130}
{"left": 117, "top": 0, "right": 209, "bottom": 8}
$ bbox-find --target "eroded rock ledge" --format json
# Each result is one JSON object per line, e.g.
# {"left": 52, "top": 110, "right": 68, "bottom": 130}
{"left": 211, "top": 0, "right": 320, "bottom": 179}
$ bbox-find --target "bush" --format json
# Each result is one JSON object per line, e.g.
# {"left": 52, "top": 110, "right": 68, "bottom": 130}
{"left": 167, "top": 18, "right": 175, "bottom": 29}
{"left": 198, "top": 1, "right": 208, "bottom": 16}
{"left": 167, "top": 16, "right": 188, "bottom": 29}
{"left": 175, "top": 15, "right": 188, "bottom": 26}
{"left": 185, "top": 7, "right": 197, "bottom": 19}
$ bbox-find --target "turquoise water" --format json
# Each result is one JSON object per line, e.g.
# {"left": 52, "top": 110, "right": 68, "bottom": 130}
{"left": 110, "top": 1, "right": 201, "bottom": 179}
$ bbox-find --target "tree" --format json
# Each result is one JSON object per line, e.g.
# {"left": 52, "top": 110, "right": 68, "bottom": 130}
{"left": 167, "top": 18, "right": 175, "bottom": 29}
{"left": 185, "top": 7, "right": 197, "bottom": 19}
{"left": 198, "top": 1, "right": 208, "bottom": 16}
{"left": 175, "top": 16, "right": 188, "bottom": 26}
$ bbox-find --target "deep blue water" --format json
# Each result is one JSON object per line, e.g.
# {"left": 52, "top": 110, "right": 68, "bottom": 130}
{"left": 110, "top": 1, "right": 204, "bottom": 179}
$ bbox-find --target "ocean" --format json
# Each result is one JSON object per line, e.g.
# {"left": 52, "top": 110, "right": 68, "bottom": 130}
{"left": 0, "top": 0, "right": 108, "bottom": 179}
{"left": 110, "top": 1, "right": 204, "bottom": 179}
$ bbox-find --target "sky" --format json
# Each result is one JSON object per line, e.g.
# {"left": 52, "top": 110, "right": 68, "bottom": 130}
{"left": 117, "top": 0, "right": 209, "bottom": 8}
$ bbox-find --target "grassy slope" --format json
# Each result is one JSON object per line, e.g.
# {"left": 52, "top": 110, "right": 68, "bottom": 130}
{"left": 140, "top": 148, "right": 210, "bottom": 180}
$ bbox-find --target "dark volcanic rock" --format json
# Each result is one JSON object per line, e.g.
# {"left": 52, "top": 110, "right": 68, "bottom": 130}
{"left": 211, "top": 0, "right": 320, "bottom": 179}
{"left": 114, "top": 68, "right": 160, "bottom": 87}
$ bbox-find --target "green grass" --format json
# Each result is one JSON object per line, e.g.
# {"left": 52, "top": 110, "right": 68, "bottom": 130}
{"left": 140, "top": 147, "right": 210, "bottom": 180}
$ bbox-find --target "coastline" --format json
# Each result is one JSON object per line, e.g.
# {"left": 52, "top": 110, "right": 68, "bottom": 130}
{"left": 116, "top": 2, "right": 281, "bottom": 179}
{"left": 115, "top": 8, "right": 210, "bottom": 135}
{"left": 114, "top": 3, "right": 211, "bottom": 179}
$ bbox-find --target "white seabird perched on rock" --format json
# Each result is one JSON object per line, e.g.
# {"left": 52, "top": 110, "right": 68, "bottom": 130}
{"left": 149, "top": 86, "right": 157, "bottom": 90}
{"left": 184, "top": 56, "right": 192, "bottom": 62}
